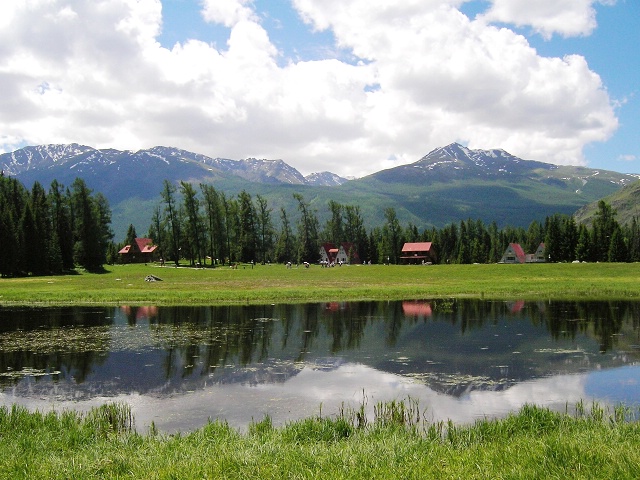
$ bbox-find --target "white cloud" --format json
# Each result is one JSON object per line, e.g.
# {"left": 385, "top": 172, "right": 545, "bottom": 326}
{"left": 480, "top": 0, "right": 616, "bottom": 39}
{"left": 292, "top": 0, "right": 617, "bottom": 169}
{"left": 0, "top": 0, "right": 619, "bottom": 177}
{"left": 200, "top": 0, "right": 257, "bottom": 27}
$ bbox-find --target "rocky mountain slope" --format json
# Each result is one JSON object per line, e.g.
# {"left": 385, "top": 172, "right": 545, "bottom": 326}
{"left": 574, "top": 179, "right": 640, "bottom": 226}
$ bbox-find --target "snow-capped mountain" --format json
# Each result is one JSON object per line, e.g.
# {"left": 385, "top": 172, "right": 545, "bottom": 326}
{"left": 368, "top": 142, "right": 637, "bottom": 188}
{"left": 304, "top": 171, "right": 349, "bottom": 186}
{"left": 0, "top": 144, "right": 348, "bottom": 200}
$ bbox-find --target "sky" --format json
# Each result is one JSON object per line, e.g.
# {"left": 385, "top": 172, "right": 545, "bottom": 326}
{"left": 0, "top": 0, "right": 638, "bottom": 178}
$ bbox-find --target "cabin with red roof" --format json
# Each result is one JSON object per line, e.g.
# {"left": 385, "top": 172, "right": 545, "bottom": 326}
{"left": 500, "top": 243, "right": 545, "bottom": 264}
{"left": 318, "top": 242, "right": 360, "bottom": 265}
{"left": 500, "top": 243, "right": 526, "bottom": 263}
{"left": 118, "top": 238, "right": 158, "bottom": 264}
{"left": 400, "top": 242, "right": 437, "bottom": 264}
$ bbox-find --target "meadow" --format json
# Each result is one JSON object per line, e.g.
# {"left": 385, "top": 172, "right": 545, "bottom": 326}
{"left": 0, "top": 261, "right": 638, "bottom": 306}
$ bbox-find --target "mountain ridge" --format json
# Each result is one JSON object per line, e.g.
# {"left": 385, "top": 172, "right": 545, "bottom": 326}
{"left": 1, "top": 144, "right": 350, "bottom": 188}
{"left": 2, "top": 142, "right": 637, "bottom": 239}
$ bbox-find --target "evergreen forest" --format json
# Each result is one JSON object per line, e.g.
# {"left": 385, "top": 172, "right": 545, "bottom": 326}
{"left": 146, "top": 180, "right": 640, "bottom": 267}
{"left": 2, "top": 174, "right": 639, "bottom": 278}
{"left": 0, "top": 174, "right": 113, "bottom": 277}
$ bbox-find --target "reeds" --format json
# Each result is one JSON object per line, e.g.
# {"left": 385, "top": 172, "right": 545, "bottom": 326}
{"left": 1, "top": 400, "right": 640, "bottom": 478}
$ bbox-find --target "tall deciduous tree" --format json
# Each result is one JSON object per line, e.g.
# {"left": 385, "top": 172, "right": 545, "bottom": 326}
{"left": 200, "top": 184, "right": 225, "bottom": 266}
{"left": 323, "top": 200, "right": 344, "bottom": 245}
{"left": 274, "top": 207, "right": 295, "bottom": 263}
{"left": 382, "top": 208, "right": 401, "bottom": 264}
{"left": 255, "top": 194, "right": 274, "bottom": 264}
{"left": 344, "top": 205, "right": 368, "bottom": 263}
{"left": 293, "top": 193, "right": 319, "bottom": 263}
{"left": 180, "top": 181, "right": 204, "bottom": 266}
{"left": 148, "top": 205, "right": 166, "bottom": 261}
{"left": 237, "top": 190, "right": 257, "bottom": 263}
{"left": 161, "top": 180, "right": 181, "bottom": 266}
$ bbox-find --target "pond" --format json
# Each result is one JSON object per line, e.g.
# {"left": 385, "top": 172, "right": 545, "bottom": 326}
{"left": 0, "top": 299, "right": 639, "bottom": 433}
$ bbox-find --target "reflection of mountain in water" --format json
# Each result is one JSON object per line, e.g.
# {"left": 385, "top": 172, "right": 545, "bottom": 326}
{"left": 1, "top": 356, "right": 346, "bottom": 402}
{"left": 0, "top": 301, "right": 638, "bottom": 401}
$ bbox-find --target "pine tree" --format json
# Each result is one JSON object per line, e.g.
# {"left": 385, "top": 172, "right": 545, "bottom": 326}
{"left": 592, "top": 200, "right": 619, "bottom": 262}
{"left": 575, "top": 224, "right": 592, "bottom": 262}
{"left": 49, "top": 180, "right": 74, "bottom": 271}
{"left": 0, "top": 198, "right": 18, "bottom": 277}
{"left": 627, "top": 218, "right": 640, "bottom": 262}
{"left": 30, "top": 182, "right": 51, "bottom": 274}
{"left": 608, "top": 226, "right": 628, "bottom": 262}
{"left": 125, "top": 224, "right": 138, "bottom": 246}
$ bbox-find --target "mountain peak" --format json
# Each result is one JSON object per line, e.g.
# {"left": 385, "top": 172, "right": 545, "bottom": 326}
{"left": 305, "top": 171, "right": 349, "bottom": 186}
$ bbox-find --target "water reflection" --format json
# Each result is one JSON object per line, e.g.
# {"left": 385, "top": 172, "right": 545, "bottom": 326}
{"left": 0, "top": 299, "right": 639, "bottom": 432}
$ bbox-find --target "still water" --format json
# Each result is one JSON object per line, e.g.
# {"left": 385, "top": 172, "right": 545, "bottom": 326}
{"left": 0, "top": 300, "right": 639, "bottom": 432}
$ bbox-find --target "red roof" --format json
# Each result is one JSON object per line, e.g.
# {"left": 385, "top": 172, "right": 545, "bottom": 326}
{"left": 509, "top": 243, "right": 526, "bottom": 263}
{"left": 401, "top": 242, "right": 433, "bottom": 253}
{"left": 120, "top": 238, "right": 157, "bottom": 255}
{"left": 135, "top": 238, "right": 155, "bottom": 252}
{"left": 402, "top": 301, "right": 432, "bottom": 317}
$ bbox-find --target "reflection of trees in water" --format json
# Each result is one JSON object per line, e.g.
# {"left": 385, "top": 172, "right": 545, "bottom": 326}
{"left": 538, "top": 301, "right": 630, "bottom": 352}
{"left": 415, "top": 300, "right": 629, "bottom": 354}
{"left": 0, "top": 307, "right": 113, "bottom": 386}
{"left": 0, "top": 300, "right": 637, "bottom": 388}
{"left": 324, "top": 302, "right": 369, "bottom": 353}
{"left": 149, "top": 305, "right": 279, "bottom": 379}
{"left": 138, "top": 300, "right": 639, "bottom": 384}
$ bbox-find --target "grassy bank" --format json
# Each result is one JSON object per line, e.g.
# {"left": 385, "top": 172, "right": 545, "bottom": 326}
{"left": 1, "top": 401, "right": 639, "bottom": 479}
{"left": 0, "top": 262, "right": 639, "bottom": 306}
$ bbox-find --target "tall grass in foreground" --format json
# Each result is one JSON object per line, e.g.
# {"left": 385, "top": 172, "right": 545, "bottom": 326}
{"left": 1, "top": 400, "right": 640, "bottom": 478}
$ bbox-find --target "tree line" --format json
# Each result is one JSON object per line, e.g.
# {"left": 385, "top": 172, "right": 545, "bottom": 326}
{"left": 2, "top": 174, "right": 638, "bottom": 278}
{"left": 147, "top": 180, "right": 640, "bottom": 267}
{"left": 0, "top": 174, "right": 113, "bottom": 277}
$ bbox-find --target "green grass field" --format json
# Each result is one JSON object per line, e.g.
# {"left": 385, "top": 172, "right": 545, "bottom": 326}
{"left": 0, "top": 262, "right": 638, "bottom": 306}
{"left": 1, "top": 401, "right": 639, "bottom": 479}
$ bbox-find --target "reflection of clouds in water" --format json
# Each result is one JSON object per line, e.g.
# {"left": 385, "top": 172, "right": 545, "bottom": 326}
{"left": 0, "top": 363, "right": 596, "bottom": 434}
{"left": 584, "top": 365, "right": 640, "bottom": 404}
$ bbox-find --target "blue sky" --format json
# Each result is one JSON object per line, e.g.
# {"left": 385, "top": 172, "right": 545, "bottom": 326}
{"left": 0, "top": 0, "right": 637, "bottom": 177}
